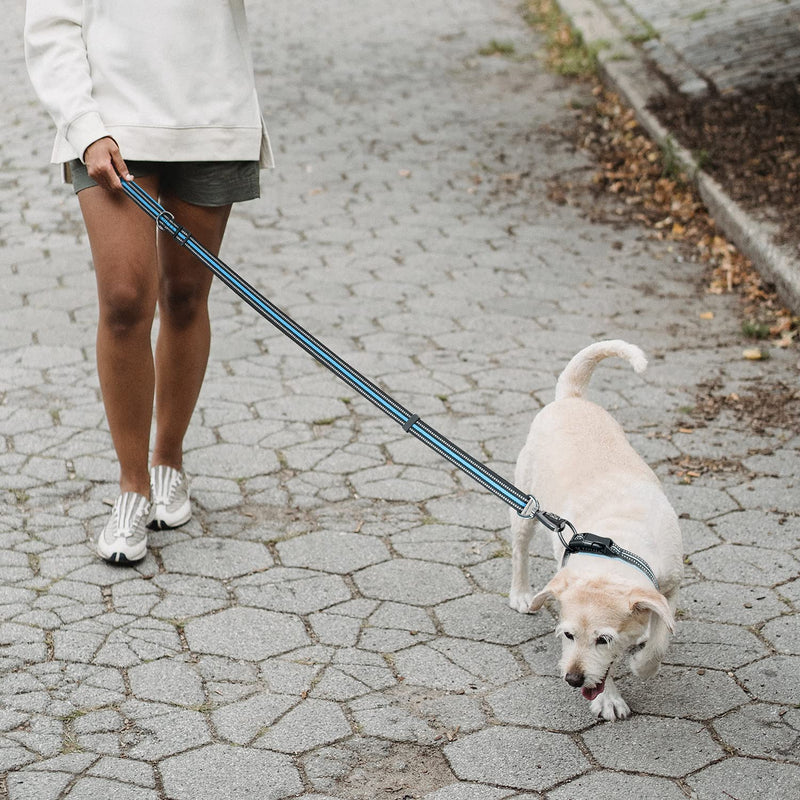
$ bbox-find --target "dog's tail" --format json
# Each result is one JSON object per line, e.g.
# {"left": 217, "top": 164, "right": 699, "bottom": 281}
{"left": 555, "top": 340, "right": 647, "bottom": 401}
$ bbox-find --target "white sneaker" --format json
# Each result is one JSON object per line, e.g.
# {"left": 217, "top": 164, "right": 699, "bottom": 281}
{"left": 97, "top": 492, "right": 151, "bottom": 563}
{"left": 149, "top": 465, "right": 191, "bottom": 530}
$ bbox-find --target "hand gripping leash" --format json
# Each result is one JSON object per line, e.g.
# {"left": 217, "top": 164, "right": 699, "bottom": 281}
{"left": 120, "top": 179, "right": 564, "bottom": 531}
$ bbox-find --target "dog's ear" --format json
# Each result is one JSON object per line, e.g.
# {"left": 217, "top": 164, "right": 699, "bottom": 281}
{"left": 529, "top": 572, "right": 569, "bottom": 612}
{"left": 629, "top": 588, "right": 675, "bottom": 633}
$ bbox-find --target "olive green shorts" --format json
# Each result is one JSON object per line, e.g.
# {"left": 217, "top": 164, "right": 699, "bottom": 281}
{"left": 69, "top": 159, "right": 260, "bottom": 207}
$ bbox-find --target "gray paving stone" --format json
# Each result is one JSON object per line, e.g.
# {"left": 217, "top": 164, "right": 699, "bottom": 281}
{"left": 392, "top": 645, "right": 483, "bottom": 694}
{"left": 353, "top": 559, "right": 470, "bottom": 606}
{"left": 309, "top": 611, "right": 364, "bottom": 647}
{"left": 736, "top": 655, "right": 800, "bottom": 704}
{"left": 713, "top": 703, "right": 800, "bottom": 761}
{"left": 690, "top": 543, "right": 799, "bottom": 586}
{"left": 581, "top": 716, "right": 725, "bottom": 777}
{"left": 276, "top": 530, "right": 390, "bottom": 573}
{"left": 761, "top": 613, "right": 800, "bottom": 654}
{"left": 232, "top": 567, "right": 352, "bottom": 614}
{"left": 665, "top": 619, "right": 769, "bottom": 670}
{"left": 728, "top": 477, "right": 800, "bottom": 514}
{"left": 435, "top": 594, "right": 550, "bottom": 645}
{"left": 160, "top": 744, "right": 303, "bottom": 800}
{"left": 621, "top": 665, "right": 749, "bottom": 719}
{"left": 6, "top": 771, "right": 74, "bottom": 800}
{"left": 123, "top": 704, "right": 211, "bottom": 761}
{"left": 93, "top": 619, "right": 183, "bottom": 668}
{"left": 86, "top": 756, "right": 155, "bottom": 787}
{"left": 212, "top": 693, "right": 296, "bottom": 746}
{"left": 709, "top": 509, "right": 800, "bottom": 549}
{"left": 254, "top": 698, "right": 352, "bottom": 753}
{"left": 62, "top": 778, "right": 159, "bottom": 799}
{"left": 358, "top": 627, "right": 436, "bottom": 653}
{"left": 391, "top": 524, "right": 502, "bottom": 566}
{"left": 680, "top": 580, "right": 789, "bottom": 625}
{"left": 350, "top": 463, "right": 457, "bottom": 503}
{"left": 686, "top": 756, "right": 800, "bottom": 800}
{"left": 486, "top": 676, "right": 594, "bottom": 732}
{"left": 127, "top": 659, "right": 204, "bottom": 707}
{"left": 184, "top": 442, "right": 280, "bottom": 480}
{"left": 149, "top": 575, "right": 229, "bottom": 620}
{"left": 444, "top": 727, "right": 589, "bottom": 790}
{"left": 350, "top": 696, "right": 441, "bottom": 745}
{"left": 184, "top": 607, "right": 309, "bottom": 660}
{"left": 422, "top": 786, "right": 513, "bottom": 799}
{"left": 430, "top": 638, "right": 524, "bottom": 687}
{"left": 259, "top": 658, "right": 321, "bottom": 697}
{"left": 159, "top": 537, "right": 273, "bottom": 579}
{"left": 546, "top": 772, "right": 688, "bottom": 800}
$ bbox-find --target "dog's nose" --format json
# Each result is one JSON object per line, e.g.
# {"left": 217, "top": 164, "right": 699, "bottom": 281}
{"left": 565, "top": 671, "right": 584, "bottom": 687}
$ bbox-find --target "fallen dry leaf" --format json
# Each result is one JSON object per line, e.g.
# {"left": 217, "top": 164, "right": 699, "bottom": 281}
{"left": 743, "top": 347, "right": 768, "bottom": 360}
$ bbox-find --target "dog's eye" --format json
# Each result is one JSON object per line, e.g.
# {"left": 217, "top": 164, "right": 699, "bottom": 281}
{"left": 563, "top": 631, "right": 574, "bottom": 641}
{"left": 595, "top": 635, "right": 612, "bottom": 646}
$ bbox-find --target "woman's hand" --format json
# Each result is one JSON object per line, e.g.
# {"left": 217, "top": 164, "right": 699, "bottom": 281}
{"left": 83, "top": 137, "right": 133, "bottom": 191}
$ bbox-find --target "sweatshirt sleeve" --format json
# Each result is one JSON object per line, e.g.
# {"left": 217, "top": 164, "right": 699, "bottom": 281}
{"left": 24, "top": 0, "right": 110, "bottom": 161}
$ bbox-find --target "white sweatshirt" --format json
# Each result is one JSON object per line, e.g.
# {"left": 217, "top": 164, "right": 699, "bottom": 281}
{"left": 24, "top": 0, "right": 274, "bottom": 167}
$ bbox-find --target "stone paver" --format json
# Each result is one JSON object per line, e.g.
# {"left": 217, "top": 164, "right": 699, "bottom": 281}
{"left": 2, "top": 0, "right": 799, "bottom": 798}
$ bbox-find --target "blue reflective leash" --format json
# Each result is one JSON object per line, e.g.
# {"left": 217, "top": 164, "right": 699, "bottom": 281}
{"left": 120, "top": 179, "right": 561, "bottom": 528}
{"left": 120, "top": 179, "right": 660, "bottom": 589}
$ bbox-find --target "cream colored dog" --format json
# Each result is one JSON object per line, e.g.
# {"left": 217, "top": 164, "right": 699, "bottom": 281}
{"left": 509, "top": 340, "right": 683, "bottom": 721}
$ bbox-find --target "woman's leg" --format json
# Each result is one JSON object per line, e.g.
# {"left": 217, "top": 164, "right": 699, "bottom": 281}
{"left": 151, "top": 195, "right": 232, "bottom": 470}
{"left": 78, "top": 175, "right": 161, "bottom": 498}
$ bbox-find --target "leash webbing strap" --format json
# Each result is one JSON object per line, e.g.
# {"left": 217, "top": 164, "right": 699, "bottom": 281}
{"left": 120, "top": 179, "right": 542, "bottom": 518}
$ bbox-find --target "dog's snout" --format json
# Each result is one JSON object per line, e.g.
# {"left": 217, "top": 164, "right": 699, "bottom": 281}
{"left": 565, "top": 671, "right": 584, "bottom": 688}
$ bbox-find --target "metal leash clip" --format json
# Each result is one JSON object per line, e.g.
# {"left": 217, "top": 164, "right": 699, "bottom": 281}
{"left": 517, "top": 495, "right": 540, "bottom": 519}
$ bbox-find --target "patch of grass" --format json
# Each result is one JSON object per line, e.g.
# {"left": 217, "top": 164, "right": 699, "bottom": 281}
{"left": 626, "top": 21, "right": 658, "bottom": 44}
{"left": 692, "top": 148, "right": 711, "bottom": 171}
{"left": 689, "top": 9, "right": 709, "bottom": 22}
{"left": 491, "top": 542, "right": 512, "bottom": 559}
{"left": 479, "top": 39, "right": 516, "bottom": 57}
{"left": 660, "top": 135, "right": 684, "bottom": 181}
{"left": 524, "top": 0, "right": 603, "bottom": 78}
{"left": 742, "top": 319, "right": 772, "bottom": 339}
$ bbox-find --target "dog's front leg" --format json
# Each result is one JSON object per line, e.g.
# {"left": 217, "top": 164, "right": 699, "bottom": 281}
{"left": 589, "top": 675, "right": 631, "bottom": 721}
{"left": 508, "top": 513, "right": 536, "bottom": 613}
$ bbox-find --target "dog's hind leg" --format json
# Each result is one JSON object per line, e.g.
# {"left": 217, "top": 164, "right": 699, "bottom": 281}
{"left": 509, "top": 512, "right": 537, "bottom": 613}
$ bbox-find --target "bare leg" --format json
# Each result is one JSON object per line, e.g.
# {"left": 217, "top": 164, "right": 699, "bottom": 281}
{"left": 151, "top": 195, "right": 232, "bottom": 470}
{"left": 78, "top": 175, "right": 161, "bottom": 498}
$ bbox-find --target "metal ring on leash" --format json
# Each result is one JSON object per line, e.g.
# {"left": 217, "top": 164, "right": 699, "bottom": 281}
{"left": 155, "top": 210, "right": 175, "bottom": 232}
{"left": 517, "top": 495, "right": 540, "bottom": 519}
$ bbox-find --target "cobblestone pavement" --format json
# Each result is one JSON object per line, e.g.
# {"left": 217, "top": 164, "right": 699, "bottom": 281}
{"left": 2, "top": 0, "right": 799, "bottom": 798}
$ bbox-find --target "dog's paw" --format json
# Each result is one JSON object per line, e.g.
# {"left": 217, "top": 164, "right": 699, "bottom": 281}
{"left": 590, "top": 691, "right": 631, "bottom": 722}
{"left": 508, "top": 590, "right": 535, "bottom": 614}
